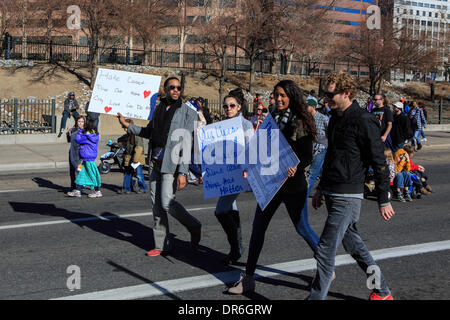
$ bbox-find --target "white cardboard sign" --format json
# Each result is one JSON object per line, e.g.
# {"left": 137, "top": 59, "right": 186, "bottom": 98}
{"left": 88, "top": 68, "right": 161, "bottom": 120}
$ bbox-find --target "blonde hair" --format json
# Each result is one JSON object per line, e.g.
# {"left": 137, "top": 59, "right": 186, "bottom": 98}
{"left": 384, "top": 148, "right": 394, "bottom": 162}
{"left": 324, "top": 71, "right": 358, "bottom": 100}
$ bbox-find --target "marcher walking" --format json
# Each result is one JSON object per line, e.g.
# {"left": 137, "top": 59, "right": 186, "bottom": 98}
{"left": 308, "top": 71, "right": 395, "bottom": 300}
{"left": 227, "top": 80, "right": 319, "bottom": 294}
{"left": 215, "top": 88, "right": 254, "bottom": 265}
{"left": 117, "top": 77, "right": 201, "bottom": 256}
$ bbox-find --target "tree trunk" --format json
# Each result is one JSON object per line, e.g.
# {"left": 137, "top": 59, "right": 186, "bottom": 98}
{"left": 249, "top": 56, "right": 255, "bottom": 93}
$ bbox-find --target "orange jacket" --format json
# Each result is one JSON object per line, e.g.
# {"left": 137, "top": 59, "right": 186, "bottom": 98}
{"left": 394, "top": 149, "right": 410, "bottom": 172}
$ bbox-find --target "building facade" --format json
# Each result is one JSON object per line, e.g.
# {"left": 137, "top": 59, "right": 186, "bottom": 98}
{"left": 392, "top": 0, "right": 450, "bottom": 81}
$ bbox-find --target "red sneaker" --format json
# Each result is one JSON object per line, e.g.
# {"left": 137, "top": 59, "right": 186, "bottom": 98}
{"left": 369, "top": 292, "right": 394, "bottom": 300}
{"left": 145, "top": 249, "right": 162, "bottom": 257}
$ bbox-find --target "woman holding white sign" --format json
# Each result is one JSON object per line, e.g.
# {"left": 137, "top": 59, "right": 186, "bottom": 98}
{"left": 215, "top": 88, "right": 254, "bottom": 265}
{"left": 227, "top": 80, "right": 320, "bottom": 294}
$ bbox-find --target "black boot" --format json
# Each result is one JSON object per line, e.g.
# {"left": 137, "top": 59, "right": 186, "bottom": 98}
{"left": 230, "top": 210, "right": 244, "bottom": 256}
{"left": 215, "top": 213, "right": 241, "bottom": 265}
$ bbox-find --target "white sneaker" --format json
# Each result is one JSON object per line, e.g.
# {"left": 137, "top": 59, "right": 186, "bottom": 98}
{"left": 422, "top": 138, "right": 427, "bottom": 142}
{"left": 67, "top": 190, "right": 81, "bottom": 197}
{"left": 88, "top": 191, "right": 103, "bottom": 198}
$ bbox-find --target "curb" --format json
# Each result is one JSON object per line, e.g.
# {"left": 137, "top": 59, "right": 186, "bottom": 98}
{"left": 0, "top": 161, "right": 69, "bottom": 173}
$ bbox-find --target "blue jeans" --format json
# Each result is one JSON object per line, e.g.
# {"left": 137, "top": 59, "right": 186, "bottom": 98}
{"left": 308, "top": 195, "right": 390, "bottom": 300}
{"left": 216, "top": 194, "right": 239, "bottom": 215}
{"left": 411, "top": 130, "right": 422, "bottom": 147}
{"left": 60, "top": 110, "right": 80, "bottom": 133}
{"left": 395, "top": 171, "right": 412, "bottom": 189}
{"left": 123, "top": 165, "right": 148, "bottom": 192}
{"left": 419, "top": 129, "right": 426, "bottom": 139}
{"left": 307, "top": 149, "right": 327, "bottom": 196}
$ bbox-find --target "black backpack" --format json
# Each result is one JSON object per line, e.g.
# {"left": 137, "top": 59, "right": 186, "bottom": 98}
{"left": 404, "top": 115, "right": 414, "bottom": 139}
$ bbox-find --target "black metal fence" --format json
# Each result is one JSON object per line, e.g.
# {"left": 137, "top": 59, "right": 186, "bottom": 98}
{"left": 0, "top": 99, "right": 56, "bottom": 134}
{"left": 4, "top": 40, "right": 369, "bottom": 78}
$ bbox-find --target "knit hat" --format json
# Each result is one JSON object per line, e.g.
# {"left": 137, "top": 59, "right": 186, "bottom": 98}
{"left": 307, "top": 99, "right": 318, "bottom": 108}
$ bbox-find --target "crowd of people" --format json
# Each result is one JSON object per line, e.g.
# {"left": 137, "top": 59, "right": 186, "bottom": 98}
{"left": 60, "top": 71, "right": 439, "bottom": 300}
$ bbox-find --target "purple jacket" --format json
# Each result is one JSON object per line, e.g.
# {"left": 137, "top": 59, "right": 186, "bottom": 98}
{"left": 75, "top": 129, "right": 99, "bottom": 161}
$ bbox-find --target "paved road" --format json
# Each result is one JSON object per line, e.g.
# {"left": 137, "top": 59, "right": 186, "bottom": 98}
{"left": 0, "top": 148, "right": 449, "bottom": 300}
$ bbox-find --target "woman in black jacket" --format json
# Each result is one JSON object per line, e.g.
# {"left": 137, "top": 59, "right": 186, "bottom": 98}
{"left": 67, "top": 115, "right": 85, "bottom": 193}
{"left": 227, "top": 80, "right": 319, "bottom": 294}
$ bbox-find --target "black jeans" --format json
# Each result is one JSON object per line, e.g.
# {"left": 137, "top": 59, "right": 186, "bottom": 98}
{"left": 245, "top": 189, "right": 315, "bottom": 276}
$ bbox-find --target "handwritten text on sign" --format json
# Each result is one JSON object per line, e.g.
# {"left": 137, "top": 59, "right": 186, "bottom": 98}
{"left": 197, "top": 117, "right": 251, "bottom": 199}
{"left": 88, "top": 68, "right": 161, "bottom": 120}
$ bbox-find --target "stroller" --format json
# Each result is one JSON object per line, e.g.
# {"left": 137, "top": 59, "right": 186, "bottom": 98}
{"left": 98, "top": 139, "right": 125, "bottom": 174}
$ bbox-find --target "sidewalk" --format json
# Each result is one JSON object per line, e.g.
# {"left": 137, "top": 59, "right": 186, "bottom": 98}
{"left": 0, "top": 132, "right": 449, "bottom": 174}
{"left": 0, "top": 135, "right": 123, "bottom": 173}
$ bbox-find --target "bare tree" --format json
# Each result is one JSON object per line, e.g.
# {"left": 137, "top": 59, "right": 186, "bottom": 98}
{"left": 234, "top": 0, "right": 281, "bottom": 92}
{"left": 118, "top": 0, "right": 170, "bottom": 65}
{"left": 343, "top": 1, "right": 441, "bottom": 95}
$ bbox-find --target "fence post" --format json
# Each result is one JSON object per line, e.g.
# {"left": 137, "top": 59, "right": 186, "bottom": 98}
{"left": 51, "top": 99, "right": 56, "bottom": 133}
{"left": 439, "top": 99, "right": 443, "bottom": 124}
{"left": 193, "top": 51, "right": 196, "bottom": 73}
{"left": 160, "top": 49, "right": 164, "bottom": 68}
{"left": 13, "top": 98, "right": 18, "bottom": 134}
{"left": 126, "top": 46, "right": 130, "bottom": 65}
{"left": 49, "top": 40, "right": 53, "bottom": 62}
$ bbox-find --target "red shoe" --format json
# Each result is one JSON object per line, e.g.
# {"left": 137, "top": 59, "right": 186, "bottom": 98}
{"left": 145, "top": 249, "right": 162, "bottom": 257}
{"left": 369, "top": 292, "right": 394, "bottom": 300}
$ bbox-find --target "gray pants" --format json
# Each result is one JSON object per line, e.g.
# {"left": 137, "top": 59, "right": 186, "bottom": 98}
{"left": 149, "top": 161, "right": 201, "bottom": 251}
{"left": 308, "top": 195, "right": 390, "bottom": 300}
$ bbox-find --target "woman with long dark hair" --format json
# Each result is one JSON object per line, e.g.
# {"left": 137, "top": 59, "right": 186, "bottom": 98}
{"left": 227, "top": 80, "right": 321, "bottom": 294}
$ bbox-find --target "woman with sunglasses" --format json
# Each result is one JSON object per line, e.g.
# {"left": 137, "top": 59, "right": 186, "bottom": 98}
{"left": 215, "top": 88, "right": 254, "bottom": 265}
{"left": 250, "top": 101, "right": 266, "bottom": 131}
{"left": 227, "top": 80, "right": 321, "bottom": 294}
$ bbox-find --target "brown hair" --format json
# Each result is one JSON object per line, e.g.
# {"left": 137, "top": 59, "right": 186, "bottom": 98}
{"left": 403, "top": 145, "right": 415, "bottom": 155}
{"left": 324, "top": 71, "right": 358, "bottom": 100}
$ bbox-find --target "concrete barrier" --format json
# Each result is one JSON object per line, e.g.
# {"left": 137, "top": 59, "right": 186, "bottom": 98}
{"left": 425, "top": 124, "right": 450, "bottom": 132}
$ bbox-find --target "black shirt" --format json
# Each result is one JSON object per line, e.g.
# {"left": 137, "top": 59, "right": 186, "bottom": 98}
{"left": 371, "top": 106, "right": 393, "bottom": 136}
{"left": 152, "top": 98, "right": 182, "bottom": 149}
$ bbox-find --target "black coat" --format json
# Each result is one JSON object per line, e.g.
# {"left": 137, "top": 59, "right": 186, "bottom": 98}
{"left": 319, "top": 101, "right": 390, "bottom": 205}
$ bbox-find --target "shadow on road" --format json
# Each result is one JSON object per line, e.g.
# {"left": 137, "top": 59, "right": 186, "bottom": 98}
{"left": 31, "top": 177, "right": 122, "bottom": 193}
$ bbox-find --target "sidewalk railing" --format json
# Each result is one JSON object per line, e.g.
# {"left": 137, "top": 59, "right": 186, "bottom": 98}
{"left": 0, "top": 99, "right": 56, "bottom": 134}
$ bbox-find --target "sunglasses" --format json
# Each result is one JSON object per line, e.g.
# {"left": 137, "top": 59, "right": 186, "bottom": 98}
{"left": 223, "top": 104, "right": 237, "bottom": 109}
{"left": 168, "top": 85, "right": 182, "bottom": 91}
{"left": 324, "top": 90, "right": 344, "bottom": 99}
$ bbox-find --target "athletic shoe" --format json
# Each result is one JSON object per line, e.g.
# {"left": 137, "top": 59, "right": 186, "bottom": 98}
{"left": 403, "top": 191, "right": 413, "bottom": 202}
{"left": 369, "top": 292, "right": 394, "bottom": 300}
{"left": 425, "top": 185, "right": 434, "bottom": 193}
{"left": 227, "top": 273, "right": 255, "bottom": 295}
{"left": 58, "top": 132, "right": 63, "bottom": 138}
{"left": 88, "top": 191, "right": 103, "bottom": 198}
{"left": 417, "top": 144, "right": 422, "bottom": 150}
{"left": 392, "top": 192, "right": 405, "bottom": 202}
{"left": 420, "top": 187, "right": 430, "bottom": 195}
{"left": 67, "top": 190, "right": 81, "bottom": 197}
{"left": 422, "top": 138, "right": 427, "bottom": 142}
{"left": 146, "top": 249, "right": 162, "bottom": 257}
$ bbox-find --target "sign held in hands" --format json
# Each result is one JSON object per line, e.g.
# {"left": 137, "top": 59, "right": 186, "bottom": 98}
{"left": 88, "top": 68, "right": 161, "bottom": 120}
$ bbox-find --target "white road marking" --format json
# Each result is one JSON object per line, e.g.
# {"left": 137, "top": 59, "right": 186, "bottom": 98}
{"left": 53, "top": 240, "right": 450, "bottom": 300}
{"left": 0, "top": 206, "right": 216, "bottom": 231}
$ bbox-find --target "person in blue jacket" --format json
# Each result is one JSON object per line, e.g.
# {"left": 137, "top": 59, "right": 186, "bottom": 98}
{"left": 68, "top": 119, "right": 102, "bottom": 198}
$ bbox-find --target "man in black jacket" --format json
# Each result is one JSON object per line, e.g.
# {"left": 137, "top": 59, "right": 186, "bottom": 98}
{"left": 391, "top": 101, "right": 412, "bottom": 151}
{"left": 308, "top": 71, "right": 395, "bottom": 300}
